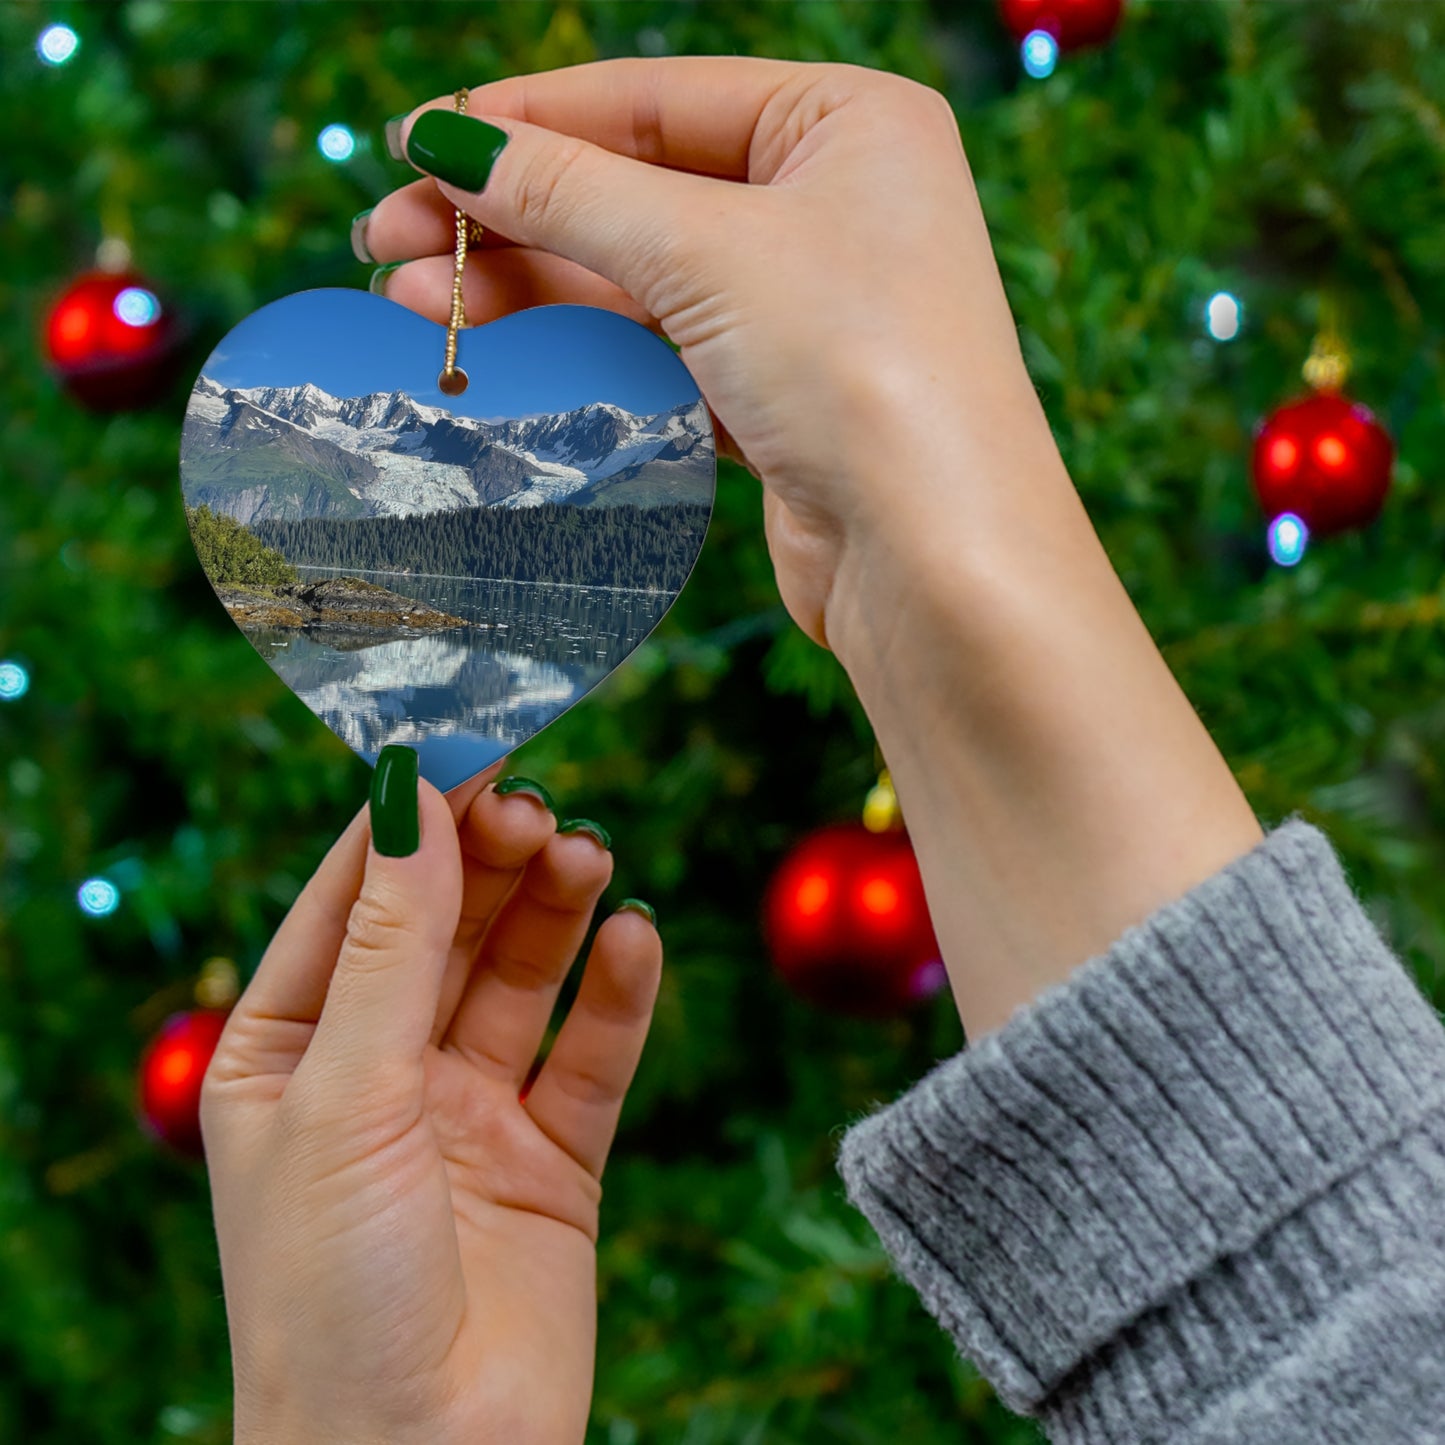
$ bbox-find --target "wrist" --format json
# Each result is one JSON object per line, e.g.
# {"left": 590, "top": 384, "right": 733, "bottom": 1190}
{"left": 822, "top": 374, "right": 1080, "bottom": 685}
{"left": 823, "top": 422, "right": 1262, "bottom": 1039}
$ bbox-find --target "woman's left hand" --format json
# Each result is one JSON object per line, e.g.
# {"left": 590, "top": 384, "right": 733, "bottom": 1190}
{"left": 201, "top": 756, "right": 662, "bottom": 1445}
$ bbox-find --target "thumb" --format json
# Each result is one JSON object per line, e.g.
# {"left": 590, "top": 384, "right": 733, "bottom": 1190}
{"left": 304, "top": 746, "right": 463, "bottom": 1089}
{"left": 396, "top": 105, "right": 747, "bottom": 319}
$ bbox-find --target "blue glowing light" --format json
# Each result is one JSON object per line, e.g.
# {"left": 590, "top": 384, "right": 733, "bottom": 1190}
{"left": 1022, "top": 30, "right": 1059, "bottom": 79}
{"left": 1267, "top": 512, "right": 1309, "bottom": 567}
{"left": 1205, "top": 291, "right": 1243, "bottom": 342}
{"left": 0, "top": 661, "right": 29, "bottom": 701}
{"left": 37, "top": 24, "right": 79, "bottom": 66}
{"left": 78, "top": 877, "right": 121, "bottom": 917}
{"left": 318, "top": 124, "right": 356, "bottom": 162}
{"left": 114, "top": 287, "right": 161, "bottom": 328}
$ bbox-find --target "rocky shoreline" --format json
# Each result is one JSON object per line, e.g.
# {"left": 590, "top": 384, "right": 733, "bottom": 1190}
{"left": 216, "top": 576, "right": 470, "bottom": 634}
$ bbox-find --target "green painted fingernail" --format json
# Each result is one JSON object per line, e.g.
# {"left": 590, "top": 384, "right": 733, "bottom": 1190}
{"left": 350, "top": 208, "right": 375, "bottom": 264}
{"left": 405, "top": 110, "right": 510, "bottom": 192}
{"left": 384, "top": 113, "right": 409, "bottom": 162}
{"left": 558, "top": 818, "right": 611, "bottom": 851}
{"left": 617, "top": 898, "right": 656, "bottom": 925}
{"left": 370, "top": 745, "right": 419, "bottom": 857}
{"left": 369, "top": 261, "right": 404, "bottom": 297}
{"left": 494, "top": 775, "right": 555, "bottom": 812}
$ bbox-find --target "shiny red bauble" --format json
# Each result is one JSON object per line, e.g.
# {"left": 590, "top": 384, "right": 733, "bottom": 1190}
{"left": 137, "top": 1009, "right": 230, "bottom": 1157}
{"left": 763, "top": 822, "right": 945, "bottom": 1017}
{"left": 44, "top": 269, "right": 182, "bottom": 410}
{"left": 1251, "top": 392, "right": 1394, "bottom": 537}
{"left": 998, "top": 0, "right": 1125, "bottom": 49}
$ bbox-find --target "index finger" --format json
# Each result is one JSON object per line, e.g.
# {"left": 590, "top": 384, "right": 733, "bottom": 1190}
{"left": 414, "top": 54, "right": 812, "bottom": 183}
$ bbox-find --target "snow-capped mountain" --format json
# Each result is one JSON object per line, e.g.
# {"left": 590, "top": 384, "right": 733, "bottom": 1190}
{"left": 180, "top": 376, "right": 713, "bottom": 524}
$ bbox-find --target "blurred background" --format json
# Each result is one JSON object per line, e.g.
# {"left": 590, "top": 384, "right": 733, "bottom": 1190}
{"left": 2, "top": 2, "right": 1444, "bottom": 1442}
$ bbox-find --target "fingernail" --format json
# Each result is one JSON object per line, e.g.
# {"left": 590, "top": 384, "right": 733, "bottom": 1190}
{"left": 350, "top": 208, "right": 375, "bottom": 264}
{"left": 493, "top": 775, "right": 555, "bottom": 813}
{"left": 370, "top": 745, "right": 419, "bottom": 857}
{"left": 369, "top": 261, "right": 405, "bottom": 297}
{"left": 617, "top": 897, "right": 656, "bottom": 926}
{"left": 384, "top": 113, "right": 409, "bottom": 162}
{"left": 405, "top": 110, "right": 510, "bottom": 192}
{"left": 558, "top": 818, "right": 611, "bottom": 851}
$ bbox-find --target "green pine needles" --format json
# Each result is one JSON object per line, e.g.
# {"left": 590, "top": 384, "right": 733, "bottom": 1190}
{"left": 185, "top": 504, "right": 299, "bottom": 588}
{"left": 250, "top": 501, "right": 711, "bottom": 592}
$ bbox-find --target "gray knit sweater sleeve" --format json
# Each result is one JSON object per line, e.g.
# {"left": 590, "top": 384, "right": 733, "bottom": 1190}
{"left": 836, "top": 818, "right": 1445, "bottom": 1443}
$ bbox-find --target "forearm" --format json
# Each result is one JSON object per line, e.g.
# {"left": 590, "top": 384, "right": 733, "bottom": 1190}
{"left": 825, "top": 383, "right": 1262, "bottom": 1040}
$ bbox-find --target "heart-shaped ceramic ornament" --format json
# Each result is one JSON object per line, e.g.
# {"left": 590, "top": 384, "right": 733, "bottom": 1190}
{"left": 179, "top": 290, "right": 716, "bottom": 791}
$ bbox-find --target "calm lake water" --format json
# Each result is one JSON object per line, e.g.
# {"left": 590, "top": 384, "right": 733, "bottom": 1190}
{"left": 244, "top": 567, "right": 675, "bottom": 790}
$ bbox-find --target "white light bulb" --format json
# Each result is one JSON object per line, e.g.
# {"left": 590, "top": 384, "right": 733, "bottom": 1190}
{"left": 1022, "top": 30, "right": 1059, "bottom": 80}
{"left": 0, "top": 661, "right": 29, "bottom": 700}
{"left": 1206, "top": 291, "right": 1243, "bottom": 342}
{"left": 318, "top": 124, "right": 356, "bottom": 162}
{"left": 1267, "top": 512, "right": 1308, "bottom": 567}
{"left": 114, "top": 287, "right": 161, "bottom": 327}
{"left": 38, "top": 24, "right": 79, "bottom": 66}
{"left": 78, "top": 878, "right": 121, "bottom": 917}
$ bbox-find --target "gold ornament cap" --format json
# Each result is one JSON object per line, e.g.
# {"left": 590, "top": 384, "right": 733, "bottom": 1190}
{"left": 1302, "top": 332, "right": 1350, "bottom": 393}
{"left": 1303, "top": 296, "right": 1350, "bottom": 393}
{"left": 194, "top": 956, "right": 240, "bottom": 1010}
{"left": 863, "top": 768, "right": 902, "bottom": 833}
{"left": 95, "top": 236, "right": 132, "bottom": 272}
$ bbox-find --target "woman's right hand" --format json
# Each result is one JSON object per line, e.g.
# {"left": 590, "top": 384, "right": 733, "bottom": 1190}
{"left": 358, "top": 57, "right": 1068, "bottom": 660}
{"left": 361, "top": 57, "right": 1263, "bottom": 1044}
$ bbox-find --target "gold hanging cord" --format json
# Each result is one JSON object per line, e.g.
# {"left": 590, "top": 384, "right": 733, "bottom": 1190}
{"left": 440, "top": 88, "right": 486, "bottom": 396}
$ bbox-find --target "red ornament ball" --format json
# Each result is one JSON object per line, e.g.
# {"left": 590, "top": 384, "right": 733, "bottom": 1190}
{"left": 763, "top": 822, "right": 945, "bottom": 1017}
{"left": 44, "top": 269, "right": 182, "bottom": 410}
{"left": 998, "top": 0, "right": 1125, "bottom": 49}
{"left": 1251, "top": 392, "right": 1394, "bottom": 538}
{"left": 137, "top": 1009, "right": 230, "bottom": 1157}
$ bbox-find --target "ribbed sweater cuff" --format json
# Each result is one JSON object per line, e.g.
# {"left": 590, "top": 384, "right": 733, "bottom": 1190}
{"left": 836, "top": 817, "right": 1445, "bottom": 1429}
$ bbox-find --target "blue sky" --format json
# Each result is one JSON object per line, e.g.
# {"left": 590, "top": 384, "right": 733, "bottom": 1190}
{"left": 202, "top": 288, "right": 698, "bottom": 419}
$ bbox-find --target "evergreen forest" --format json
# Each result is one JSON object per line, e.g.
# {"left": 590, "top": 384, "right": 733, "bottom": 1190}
{"left": 251, "top": 500, "right": 712, "bottom": 592}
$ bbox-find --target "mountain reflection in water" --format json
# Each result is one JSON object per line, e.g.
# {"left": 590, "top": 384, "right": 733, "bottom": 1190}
{"left": 245, "top": 567, "right": 674, "bottom": 790}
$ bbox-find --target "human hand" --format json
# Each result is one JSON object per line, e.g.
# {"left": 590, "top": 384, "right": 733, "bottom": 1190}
{"left": 358, "top": 56, "right": 1064, "bottom": 659}
{"left": 357, "top": 59, "right": 1264, "bottom": 1043}
{"left": 201, "top": 750, "right": 662, "bottom": 1445}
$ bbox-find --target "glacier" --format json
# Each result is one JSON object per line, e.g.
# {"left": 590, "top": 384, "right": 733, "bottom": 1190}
{"left": 182, "top": 375, "right": 712, "bottom": 522}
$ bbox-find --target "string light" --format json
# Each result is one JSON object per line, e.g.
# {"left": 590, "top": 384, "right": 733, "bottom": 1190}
{"left": 317, "top": 124, "right": 356, "bottom": 162}
{"left": 1022, "top": 30, "right": 1060, "bottom": 79}
{"left": 1205, "top": 291, "right": 1243, "bottom": 342}
{"left": 1267, "top": 512, "right": 1309, "bottom": 568}
{"left": 0, "top": 661, "right": 29, "bottom": 701}
{"left": 113, "top": 287, "right": 161, "bottom": 328}
{"left": 910, "top": 959, "right": 948, "bottom": 1000}
{"left": 77, "top": 877, "right": 121, "bottom": 917}
{"left": 37, "top": 24, "right": 79, "bottom": 66}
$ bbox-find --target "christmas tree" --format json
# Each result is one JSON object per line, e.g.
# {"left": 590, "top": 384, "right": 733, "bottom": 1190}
{"left": 2, "top": 3, "right": 1443, "bottom": 1441}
